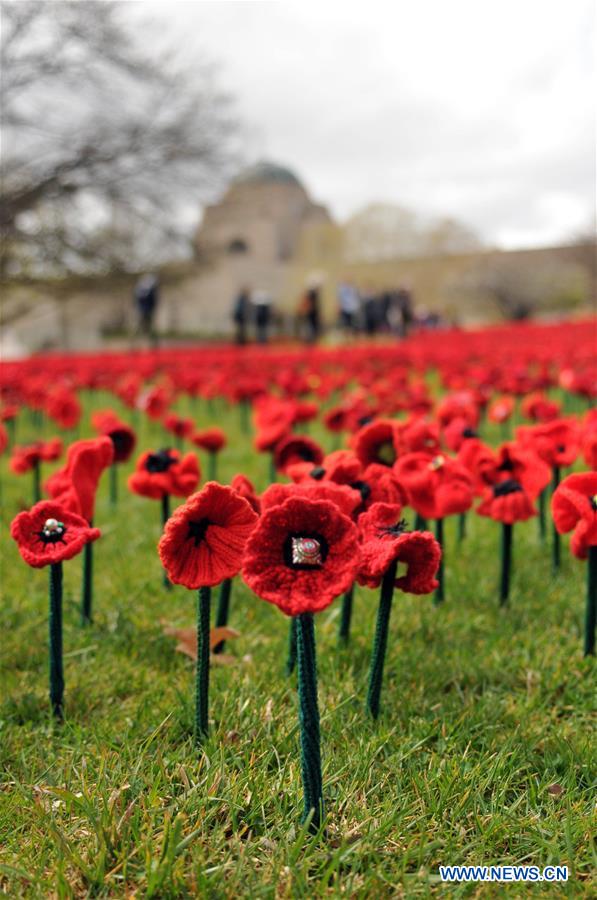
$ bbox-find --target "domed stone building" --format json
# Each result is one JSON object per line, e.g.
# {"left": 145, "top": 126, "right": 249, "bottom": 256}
{"left": 196, "top": 161, "right": 332, "bottom": 265}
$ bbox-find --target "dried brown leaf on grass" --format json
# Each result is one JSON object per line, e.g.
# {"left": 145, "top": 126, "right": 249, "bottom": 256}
{"left": 161, "top": 621, "right": 240, "bottom": 664}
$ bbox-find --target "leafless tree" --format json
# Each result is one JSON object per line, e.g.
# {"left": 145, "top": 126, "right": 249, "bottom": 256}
{"left": 1, "top": 0, "right": 240, "bottom": 278}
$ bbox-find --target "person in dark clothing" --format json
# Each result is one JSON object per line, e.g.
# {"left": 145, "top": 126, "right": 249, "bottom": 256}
{"left": 232, "top": 287, "right": 251, "bottom": 344}
{"left": 396, "top": 285, "right": 414, "bottom": 337}
{"left": 302, "top": 284, "right": 321, "bottom": 343}
{"left": 134, "top": 274, "right": 159, "bottom": 344}
{"left": 252, "top": 290, "right": 272, "bottom": 344}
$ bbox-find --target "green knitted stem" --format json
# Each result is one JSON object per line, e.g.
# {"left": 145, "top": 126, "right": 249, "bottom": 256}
{"left": 195, "top": 586, "right": 211, "bottom": 743}
{"left": 213, "top": 578, "right": 232, "bottom": 654}
{"left": 414, "top": 513, "right": 427, "bottom": 531}
{"left": 552, "top": 467, "right": 561, "bottom": 570}
{"left": 239, "top": 399, "right": 249, "bottom": 434}
{"left": 338, "top": 584, "right": 354, "bottom": 643}
{"left": 296, "top": 613, "right": 323, "bottom": 833}
{"left": 458, "top": 512, "right": 467, "bottom": 543}
{"left": 161, "top": 494, "right": 172, "bottom": 589}
{"left": 208, "top": 452, "right": 217, "bottom": 482}
{"left": 367, "top": 560, "right": 397, "bottom": 719}
{"left": 109, "top": 462, "right": 118, "bottom": 506}
{"left": 500, "top": 523, "right": 512, "bottom": 606}
{"left": 80, "top": 539, "right": 93, "bottom": 625}
{"left": 49, "top": 563, "right": 64, "bottom": 720}
{"left": 433, "top": 518, "right": 445, "bottom": 605}
{"left": 269, "top": 454, "right": 277, "bottom": 484}
{"left": 585, "top": 546, "right": 597, "bottom": 656}
{"left": 538, "top": 488, "right": 546, "bottom": 541}
{"left": 33, "top": 459, "right": 41, "bottom": 504}
{"left": 286, "top": 615, "right": 298, "bottom": 676}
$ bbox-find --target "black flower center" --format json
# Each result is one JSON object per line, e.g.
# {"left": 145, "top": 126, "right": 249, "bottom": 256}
{"left": 497, "top": 457, "right": 514, "bottom": 472}
{"left": 187, "top": 518, "right": 211, "bottom": 547}
{"left": 110, "top": 430, "right": 131, "bottom": 455}
{"left": 376, "top": 441, "right": 396, "bottom": 466}
{"left": 351, "top": 480, "right": 371, "bottom": 503}
{"left": 37, "top": 518, "right": 67, "bottom": 544}
{"left": 493, "top": 479, "right": 523, "bottom": 497}
{"left": 145, "top": 449, "right": 176, "bottom": 473}
{"left": 380, "top": 518, "right": 409, "bottom": 536}
{"left": 310, "top": 466, "right": 326, "bottom": 481}
{"left": 589, "top": 495, "right": 597, "bottom": 512}
{"left": 283, "top": 533, "right": 329, "bottom": 570}
{"left": 462, "top": 427, "right": 478, "bottom": 439}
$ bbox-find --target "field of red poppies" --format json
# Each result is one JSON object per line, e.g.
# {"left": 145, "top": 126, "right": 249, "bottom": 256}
{"left": 1, "top": 319, "right": 595, "bottom": 896}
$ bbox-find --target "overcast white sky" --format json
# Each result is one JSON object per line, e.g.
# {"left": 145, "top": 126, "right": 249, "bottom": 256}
{"left": 129, "top": 0, "right": 595, "bottom": 249}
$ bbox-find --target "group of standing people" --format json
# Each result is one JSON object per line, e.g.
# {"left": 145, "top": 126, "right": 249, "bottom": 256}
{"left": 337, "top": 281, "right": 414, "bottom": 337}
{"left": 232, "top": 282, "right": 323, "bottom": 345}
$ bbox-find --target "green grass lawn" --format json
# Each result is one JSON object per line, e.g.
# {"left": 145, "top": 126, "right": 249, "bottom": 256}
{"left": 1, "top": 391, "right": 595, "bottom": 897}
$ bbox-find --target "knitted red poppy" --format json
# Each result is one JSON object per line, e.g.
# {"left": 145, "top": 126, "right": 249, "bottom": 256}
{"left": 46, "top": 436, "right": 114, "bottom": 521}
{"left": 10, "top": 438, "right": 63, "bottom": 474}
{"left": 488, "top": 396, "right": 515, "bottom": 423}
{"left": 443, "top": 417, "right": 479, "bottom": 452}
{"left": 516, "top": 419, "right": 580, "bottom": 469}
{"left": 163, "top": 413, "right": 195, "bottom": 439}
{"left": 551, "top": 472, "right": 597, "bottom": 559}
{"left": 192, "top": 427, "right": 227, "bottom": 453}
{"left": 11, "top": 500, "right": 101, "bottom": 568}
{"left": 91, "top": 410, "right": 136, "bottom": 462}
{"left": 356, "top": 502, "right": 441, "bottom": 594}
{"left": 457, "top": 438, "right": 496, "bottom": 494}
{"left": 521, "top": 391, "right": 560, "bottom": 422}
{"left": 476, "top": 480, "right": 536, "bottom": 524}
{"left": 261, "top": 480, "right": 362, "bottom": 518}
{"left": 360, "top": 463, "right": 408, "bottom": 511}
{"left": 159, "top": 482, "right": 258, "bottom": 588}
{"left": 231, "top": 473, "right": 261, "bottom": 514}
{"left": 242, "top": 496, "right": 359, "bottom": 616}
{"left": 273, "top": 434, "right": 324, "bottom": 474}
{"left": 481, "top": 443, "right": 551, "bottom": 500}
{"left": 128, "top": 448, "right": 200, "bottom": 500}
{"left": 394, "top": 452, "right": 473, "bottom": 519}
{"left": 395, "top": 418, "right": 441, "bottom": 455}
{"left": 354, "top": 419, "right": 400, "bottom": 468}
{"left": 45, "top": 389, "right": 82, "bottom": 429}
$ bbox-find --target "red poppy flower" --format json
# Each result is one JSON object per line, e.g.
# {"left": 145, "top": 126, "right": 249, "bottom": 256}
{"left": 140, "top": 386, "right": 171, "bottom": 420}
{"left": 45, "top": 389, "right": 82, "bottom": 430}
{"left": 360, "top": 463, "right": 409, "bottom": 511}
{"left": 476, "top": 480, "right": 536, "bottom": 524}
{"left": 551, "top": 472, "right": 597, "bottom": 559}
{"left": 192, "top": 427, "right": 227, "bottom": 453}
{"left": 443, "top": 417, "right": 479, "bottom": 452}
{"left": 435, "top": 392, "right": 479, "bottom": 429}
{"left": 273, "top": 434, "right": 324, "bottom": 474}
{"left": 163, "top": 413, "right": 195, "bottom": 439}
{"left": 516, "top": 419, "right": 580, "bottom": 469}
{"left": 521, "top": 391, "right": 560, "bottom": 422}
{"left": 354, "top": 419, "right": 400, "bottom": 468}
{"left": 356, "top": 502, "right": 441, "bottom": 594}
{"left": 242, "top": 496, "right": 359, "bottom": 616}
{"left": 46, "top": 436, "right": 114, "bottom": 521}
{"left": 128, "top": 448, "right": 200, "bottom": 500}
{"left": 91, "top": 410, "right": 136, "bottom": 462}
{"left": 231, "top": 473, "right": 261, "bottom": 514}
{"left": 287, "top": 450, "right": 364, "bottom": 487}
{"left": 395, "top": 418, "right": 441, "bottom": 455}
{"left": 11, "top": 500, "right": 100, "bottom": 568}
{"left": 10, "top": 438, "right": 63, "bottom": 474}
{"left": 253, "top": 396, "right": 295, "bottom": 451}
{"left": 159, "top": 482, "right": 258, "bottom": 588}
{"left": 261, "top": 480, "right": 362, "bottom": 518}
{"left": 488, "top": 396, "right": 515, "bottom": 423}
{"left": 394, "top": 452, "right": 474, "bottom": 519}
{"left": 457, "top": 438, "right": 496, "bottom": 495}
{"left": 481, "top": 443, "right": 551, "bottom": 500}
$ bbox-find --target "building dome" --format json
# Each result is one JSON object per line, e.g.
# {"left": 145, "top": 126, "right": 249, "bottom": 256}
{"left": 232, "top": 160, "right": 303, "bottom": 188}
